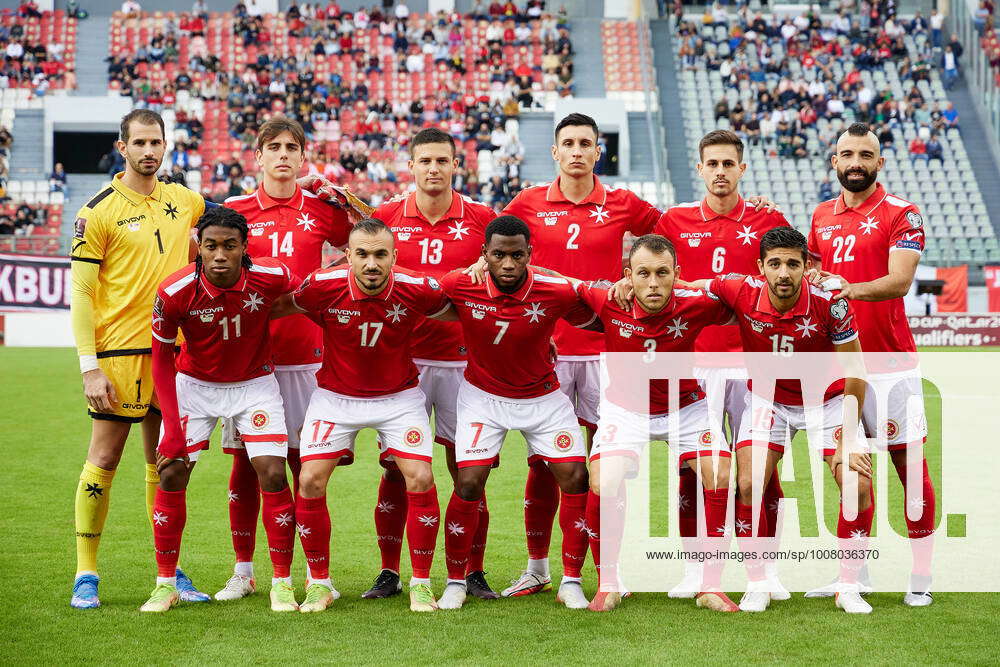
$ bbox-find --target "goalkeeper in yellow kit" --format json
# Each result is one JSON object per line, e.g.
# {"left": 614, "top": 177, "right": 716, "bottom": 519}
{"left": 69, "top": 109, "right": 213, "bottom": 608}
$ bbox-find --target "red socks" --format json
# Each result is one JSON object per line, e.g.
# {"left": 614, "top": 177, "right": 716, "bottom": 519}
{"left": 468, "top": 493, "right": 490, "bottom": 574}
{"left": 524, "top": 462, "right": 560, "bottom": 560}
{"left": 374, "top": 474, "right": 409, "bottom": 573}
{"left": 701, "top": 487, "right": 730, "bottom": 589}
{"left": 586, "top": 488, "right": 626, "bottom": 590}
{"left": 444, "top": 492, "right": 481, "bottom": 580}
{"left": 558, "top": 490, "right": 589, "bottom": 578}
{"left": 837, "top": 489, "right": 875, "bottom": 583}
{"left": 295, "top": 494, "right": 331, "bottom": 581}
{"left": 228, "top": 451, "right": 260, "bottom": 564}
{"left": 261, "top": 487, "right": 296, "bottom": 578}
{"left": 153, "top": 488, "right": 187, "bottom": 578}
{"left": 735, "top": 500, "right": 768, "bottom": 581}
{"left": 896, "top": 457, "right": 936, "bottom": 576}
{"left": 406, "top": 487, "right": 440, "bottom": 579}
{"left": 762, "top": 473, "right": 783, "bottom": 539}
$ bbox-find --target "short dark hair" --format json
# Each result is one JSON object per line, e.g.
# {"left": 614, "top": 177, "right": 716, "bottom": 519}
{"left": 120, "top": 109, "right": 165, "bottom": 144}
{"left": 350, "top": 217, "right": 393, "bottom": 241}
{"left": 256, "top": 116, "right": 306, "bottom": 152}
{"left": 628, "top": 234, "right": 677, "bottom": 266}
{"left": 196, "top": 205, "right": 248, "bottom": 243}
{"left": 555, "top": 112, "right": 599, "bottom": 141}
{"left": 846, "top": 122, "right": 872, "bottom": 137}
{"left": 759, "top": 227, "right": 808, "bottom": 261}
{"left": 411, "top": 127, "right": 456, "bottom": 157}
{"left": 699, "top": 129, "right": 744, "bottom": 162}
{"left": 485, "top": 215, "right": 530, "bottom": 244}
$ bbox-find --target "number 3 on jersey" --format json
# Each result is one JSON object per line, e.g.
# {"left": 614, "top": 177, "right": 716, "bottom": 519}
{"left": 268, "top": 231, "right": 294, "bottom": 257}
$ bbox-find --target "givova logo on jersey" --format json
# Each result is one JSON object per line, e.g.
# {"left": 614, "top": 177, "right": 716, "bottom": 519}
{"left": 680, "top": 232, "right": 712, "bottom": 248}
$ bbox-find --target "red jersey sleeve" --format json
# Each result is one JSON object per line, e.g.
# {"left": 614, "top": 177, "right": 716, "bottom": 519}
{"left": 438, "top": 269, "right": 463, "bottom": 298}
{"left": 807, "top": 216, "right": 822, "bottom": 263}
{"left": 706, "top": 274, "right": 745, "bottom": 308}
{"left": 626, "top": 191, "right": 662, "bottom": 236}
{"left": 151, "top": 289, "right": 180, "bottom": 344}
{"left": 888, "top": 206, "right": 925, "bottom": 255}
{"left": 292, "top": 270, "right": 328, "bottom": 313}
{"left": 324, "top": 207, "right": 353, "bottom": 248}
{"left": 575, "top": 282, "right": 609, "bottom": 314}
{"left": 560, "top": 284, "right": 598, "bottom": 328}
{"left": 826, "top": 294, "right": 860, "bottom": 345}
{"left": 416, "top": 276, "right": 452, "bottom": 317}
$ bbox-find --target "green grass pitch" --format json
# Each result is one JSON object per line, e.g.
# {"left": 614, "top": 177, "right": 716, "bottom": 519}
{"left": 1, "top": 346, "right": 998, "bottom": 665}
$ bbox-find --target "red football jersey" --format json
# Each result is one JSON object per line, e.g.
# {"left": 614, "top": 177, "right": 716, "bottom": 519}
{"left": 292, "top": 266, "right": 450, "bottom": 398}
{"left": 655, "top": 196, "right": 790, "bottom": 356}
{"left": 374, "top": 190, "right": 496, "bottom": 363}
{"left": 808, "top": 183, "right": 923, "bottom": 356}
{"left": 708, "top": 273, "right": 859, "bottom": 405}
{"left": 226, "top": 185, "right": 352, "bottom": 367}
{"left": 439, "top": 268, "right": 597, "bottom": 399}
{"left": 153, "top": 257, "right": 297, "bottom": 383}
{"left": 577, "top": 284, "right": 733, "bottom": 415}
{"left": 503, "top": 175, "right": 660, "bottom": 357}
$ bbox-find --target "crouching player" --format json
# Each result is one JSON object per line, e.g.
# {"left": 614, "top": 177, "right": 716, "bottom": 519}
{"left": 274, "top": 219, "right": 455, "bottom": 613}
{"left": 701, "top": 228, "right": 873, "bottom": 614}
{"left": 143, "top": 206, "right": 300, "bottom": 612}
{"left": 437, "top": 215, "right": 601, "bottom": 610}
{"left": 580, "top": 234, "right": 738, "bottom": 612}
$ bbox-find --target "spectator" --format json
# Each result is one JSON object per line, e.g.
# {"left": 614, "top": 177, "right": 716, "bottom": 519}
{"left": 942, "top": 102, "right": 959, "bottom": 128}
{"left": 908, "top": 135, "right": 928, "bottom": 160}
{"left": 0, "top": 214, "right": 13, "bottom": 236}
{"left": 818, "top": 177, "right": 834, "bottom": 202}
{"left": 926, "top": 134, "right": 943, "bottom": 162}
{"left": 930, "top": 8, "right": 943, "bottom": 49}
{"left": 121, "top": 0, "right": 142, "bottom": 17}
{"left": 50, "top": 163, "right": 67, "bottom": 193}
{"left": 942, "top": 45, "right": 958, "bottom": 90}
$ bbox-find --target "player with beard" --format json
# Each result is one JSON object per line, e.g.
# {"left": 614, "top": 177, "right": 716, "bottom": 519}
{"left": 68, "top": 109, "right": 211, "bottom": 609}
{"left": 806, "top": 123, "right": 936, "bottom": 607}
{"left": 654, "top": 130, "right": 791, "bottom": 599}
{"left": 364, "top": 129, "right": 499, "bottom": 601}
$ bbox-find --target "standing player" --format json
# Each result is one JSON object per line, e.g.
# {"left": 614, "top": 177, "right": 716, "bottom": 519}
{"left": 655, "top": 129, "right": 790, "bottom": 598}
{"left": 69, "top": 109, "right": 210, "bottom": 608}
{"left": 364, "top": 128, "right": 499, "bottom": 600}
{"left": 806, "top": 123, "right": 936, "bottom": 606}
{"left": 279, "top": 219, "right": 455, "bottom": 613}
{"left": 142, "top": 207, "right": 299, "bottom": 613}
{"left": 437, "top": 215, "right": 601, "bottom": 610}
{"left": 577, "top": 234, "right": 738, "bottom": 613}
{"left": 498, "top": 113, "right": 661, "bottom": 596}
{"left": 216, "top": 117, "right": 353, "bottom": 601}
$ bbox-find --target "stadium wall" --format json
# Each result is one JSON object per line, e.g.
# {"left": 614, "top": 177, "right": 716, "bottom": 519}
{"left": 41, "top": 96, "right": 133, "bottom": 175}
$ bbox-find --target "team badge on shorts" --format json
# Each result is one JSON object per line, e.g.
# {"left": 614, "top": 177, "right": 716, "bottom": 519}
{"left": 251, "top": 410, "right": 269, "bottom": 430}
{"left": 833, "top": 426, "right": 843, "bottom": 443}
{"left": 886, "top": 420, "right": 899, "bottom": 439}
{"left": 700, "top": 431, "right": 714, "bottom": 445}
{"left": 554, "top": 431, "right": 574, "bottom": 452}
{"left": 405, "top": 428, "right": 423, "bottom": 447}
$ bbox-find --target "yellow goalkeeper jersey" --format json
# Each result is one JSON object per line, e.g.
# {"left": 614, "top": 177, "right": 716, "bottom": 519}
{"left": 70, "top": 173, "right": 206, "bottom": 356}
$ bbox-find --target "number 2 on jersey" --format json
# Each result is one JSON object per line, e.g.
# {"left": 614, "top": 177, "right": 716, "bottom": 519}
{"left": 566, "top": 223, "right": 580, "bottom": 250}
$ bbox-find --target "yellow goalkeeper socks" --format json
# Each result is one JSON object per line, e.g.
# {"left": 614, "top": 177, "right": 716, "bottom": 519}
{"left": 75, "top": 461, "right": 116, "bottom": 575}
{"left": 144, "top": 463, "right": 160, "bottom": 527}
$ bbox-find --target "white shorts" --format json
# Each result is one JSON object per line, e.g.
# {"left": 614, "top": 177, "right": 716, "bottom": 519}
{"left": 221, "top": 364, "right": 319, "bottom": 452}
{"left": 415, "top": 361, "right": 465, "bottom": 448}
{"left": 861, "top": 370, "right": 928, "bottom": 449}
{"left": 694, "top": 366, "right": 749, "bottom": 443}
{"left": 174, "top": 373, "right": 288, "bottom": 463}
{"left": 556, "top": 358, "right": 600, "bottom": 430}
{"left": 591, "top": 399, "right": 728, "bottom": 467}
{"left": 454, "top": 381, "right": 586, "bottom": 468}
{"left": 735, "top": 395, "right": 866, "bottom": 458}
{"left": 299, "top": 386, "right": 433, "bottom": 466}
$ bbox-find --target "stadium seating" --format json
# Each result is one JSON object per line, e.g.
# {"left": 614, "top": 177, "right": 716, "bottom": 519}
{"left": 107, "top": 10, "right": 570, "bottom": 209}
{"left": 0, "top": 182, "right": 64, "bottom": 254}
{"left": 674, "top": 10, "right": 1000, "bottom": 267}
{"left": 0, "top": 9, "right": 77, "bottom": 92}
{"left": 602, "top": 20, "right": 659, "bottom": 112}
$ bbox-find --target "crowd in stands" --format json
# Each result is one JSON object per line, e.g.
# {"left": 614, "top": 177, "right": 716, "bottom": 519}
{"left": 678, "top": 1, "right": 963, "bottom": 162}
{"left": 0, "top": 200, "right": 49, "bottom": 236}
{"left": 107, "top": 1, "right": 571, "bottom": 208}
{"left": 0, "top": 125, "right": 10, "bottom": 185}
{"left": 974, "top": 0, "right": 1000, "bottom": 87}
{"left": 0, "top": 5, "right": 76, "bottom": 92}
